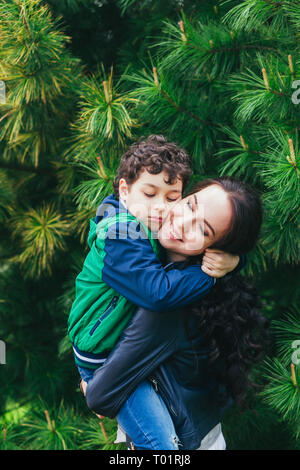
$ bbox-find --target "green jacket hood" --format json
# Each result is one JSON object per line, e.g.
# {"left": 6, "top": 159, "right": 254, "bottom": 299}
{"left": 87, "top": 218, "right": 97, "bottom": 248}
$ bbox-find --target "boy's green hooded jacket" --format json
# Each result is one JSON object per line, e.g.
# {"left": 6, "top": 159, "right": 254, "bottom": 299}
{"left": 68, "top": 194, "right": 218, "bottom": 369}
{"left": 68, "top": 209, "right": 160, "bottom": 367}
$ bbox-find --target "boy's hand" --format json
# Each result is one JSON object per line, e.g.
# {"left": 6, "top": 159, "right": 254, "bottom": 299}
{"left": 201, "top": 249, "right": 240, "bottom": 278}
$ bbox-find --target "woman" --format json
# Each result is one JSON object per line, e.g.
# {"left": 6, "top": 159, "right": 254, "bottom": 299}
{"left": 85, "top": 177, "right": 269, "bottom": 450}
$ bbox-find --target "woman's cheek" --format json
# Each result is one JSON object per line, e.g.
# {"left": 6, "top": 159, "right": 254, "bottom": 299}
{"left": 185, "top": 234, "right": 206, "bottom": 253}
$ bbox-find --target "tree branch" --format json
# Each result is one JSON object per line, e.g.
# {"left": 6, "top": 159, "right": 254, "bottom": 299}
{"left": 186, "top": 42, "right": 281, "bottom": 57}
{"left": 0, "top": 161, "right": 56, "bottom": 177}
{"left": 159, "top": 88, "right": 218, "bottom": 127}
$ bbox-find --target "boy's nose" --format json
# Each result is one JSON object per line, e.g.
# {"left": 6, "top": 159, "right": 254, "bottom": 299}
{"left": 152, "top": 200, "right": 166, "bottom": 212}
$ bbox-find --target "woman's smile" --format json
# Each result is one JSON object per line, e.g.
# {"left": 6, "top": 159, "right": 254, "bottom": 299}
{"left": 169, "top": 221, "right": 183, "bottom": 242}
{"left": 159, "top": 184, "right": 233, "bottom": 257}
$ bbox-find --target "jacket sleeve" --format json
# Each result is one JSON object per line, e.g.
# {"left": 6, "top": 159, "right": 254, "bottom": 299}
{"left": 101, "top": 221, "right": 215, "bottom": 312}
{"left": 85, "top": 307, "right": 178, "bottom": 417}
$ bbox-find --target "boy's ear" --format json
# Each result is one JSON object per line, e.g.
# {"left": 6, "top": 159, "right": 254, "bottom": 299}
{"left": 119, "top": 178, "right": 129, "bottom": 201}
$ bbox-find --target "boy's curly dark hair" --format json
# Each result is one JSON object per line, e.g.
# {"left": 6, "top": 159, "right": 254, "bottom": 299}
{"left": 184, "top": 176, "right": 269, "bottom": 408}
{"left": 113, "top": 135, "right": 192, "bottom": 198}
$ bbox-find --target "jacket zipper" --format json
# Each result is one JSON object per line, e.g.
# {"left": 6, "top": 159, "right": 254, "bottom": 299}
{"left": 151, "top": 378, "right": 158, "bottom": 392}
{"left": 89, "top": 296, "right": 119, "bottom": 336}
{"left": 149, "top": 377, "right": 178, "bottom": 417}
{"left": 111, "top": 341, "right": 174, "bottom": 417}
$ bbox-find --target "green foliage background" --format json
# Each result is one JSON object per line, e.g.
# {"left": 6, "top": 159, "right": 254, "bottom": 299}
{"left": 0, "top": 0, "right": 299, "bottom": 450}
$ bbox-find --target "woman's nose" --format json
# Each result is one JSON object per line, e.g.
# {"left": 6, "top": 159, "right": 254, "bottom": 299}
{"left": 170, "top": 200, "right": 184, "bottom": 217}
{"left": 171, "top": 204, "right": 195, "bottom": 238}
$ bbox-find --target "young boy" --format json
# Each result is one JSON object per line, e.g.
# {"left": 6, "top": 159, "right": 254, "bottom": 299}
{"left": 68, "top": 135, "right": 245, "bottom": 383}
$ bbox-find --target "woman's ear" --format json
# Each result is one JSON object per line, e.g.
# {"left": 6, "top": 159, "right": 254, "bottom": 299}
{"left": 119, "top": 178, "right": 129, "bottom": 202}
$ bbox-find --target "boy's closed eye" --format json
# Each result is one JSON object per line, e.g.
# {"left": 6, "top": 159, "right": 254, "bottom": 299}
{"left": 143, "top": 192, "right": 179, "bottom": 202}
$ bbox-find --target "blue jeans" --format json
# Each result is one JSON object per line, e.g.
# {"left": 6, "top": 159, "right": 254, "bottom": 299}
{"left": 77, "top": 365, "right": 95, "bottom": 383}
{"left": 77, "top": 367, "right": 179, "bottom": 450}
{"left": 117, "top": 380, "right": 179, "bottom": 450}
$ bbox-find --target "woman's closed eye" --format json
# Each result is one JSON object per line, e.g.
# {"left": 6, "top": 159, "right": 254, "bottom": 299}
{"left": 186, "top": 199, "right": 193, "bottom": 210}
{"left": 200, "top": 225, "right": 209, "bottom": 237}
{"left": 187, "top": 200, "right": 209, "bottom": 236}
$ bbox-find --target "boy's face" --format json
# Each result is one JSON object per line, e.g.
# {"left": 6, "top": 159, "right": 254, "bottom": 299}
{"left": 119, "top": 169, "right": 183, "bottom": 232}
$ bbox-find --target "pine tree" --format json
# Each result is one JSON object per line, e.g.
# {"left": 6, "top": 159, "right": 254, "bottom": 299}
{"left": 0, "top": 0, "right": 299, "bottom": 450}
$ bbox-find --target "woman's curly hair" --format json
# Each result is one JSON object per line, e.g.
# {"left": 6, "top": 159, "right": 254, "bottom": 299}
{"left": 187, "top": 273, "right": 269, "bottom": 408}
{"left": 184, "top": 177, "right": 269, "bottom": 408}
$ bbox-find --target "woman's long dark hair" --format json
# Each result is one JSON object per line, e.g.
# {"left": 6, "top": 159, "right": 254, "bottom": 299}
{"left": 185, "top": 177, "right": 269, "bottom": 408}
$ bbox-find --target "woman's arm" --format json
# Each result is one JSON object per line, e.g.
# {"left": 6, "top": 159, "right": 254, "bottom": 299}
{"left": 101, "top": 221, "right": 215, "bottom": 312}
{"left": 86, "top": 307, "right": 180, "bottom": 418}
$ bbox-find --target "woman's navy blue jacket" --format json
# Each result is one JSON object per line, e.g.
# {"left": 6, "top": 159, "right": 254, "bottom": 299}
{"left": 85, "top": 263, "right": 242, "bottom": 449}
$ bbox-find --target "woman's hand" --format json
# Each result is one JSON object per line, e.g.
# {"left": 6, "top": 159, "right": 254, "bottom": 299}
{"left": 80, "top": 379, "right": 105, "bottom": 419}
{"left": 201, "top": 249, "right": 240, "bottom": 278}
